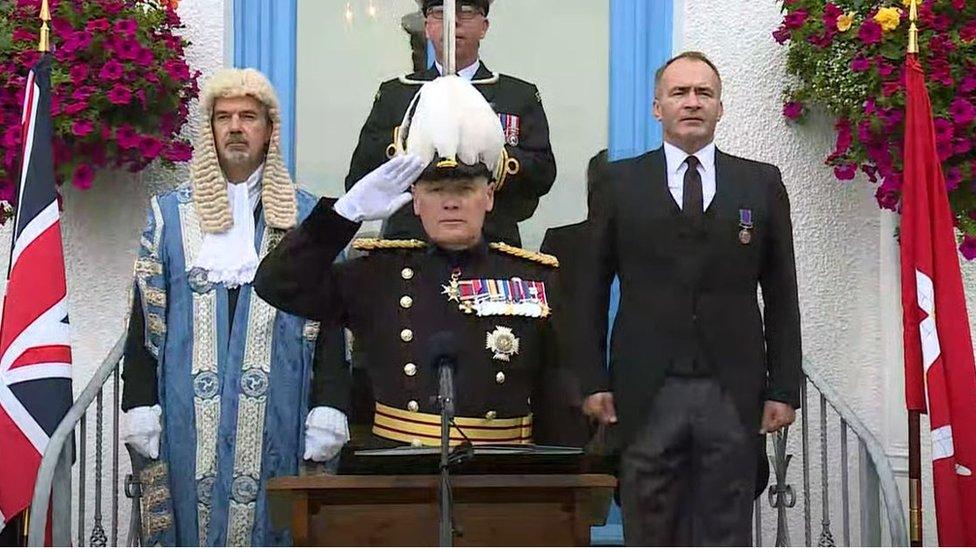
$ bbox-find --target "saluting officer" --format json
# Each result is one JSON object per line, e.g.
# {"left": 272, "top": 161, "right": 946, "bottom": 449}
{"left": 255, "top": 76, "right": 570, "bottom": 460}
{"left": 344, "top": 0, "right": 557, "bottom": 247}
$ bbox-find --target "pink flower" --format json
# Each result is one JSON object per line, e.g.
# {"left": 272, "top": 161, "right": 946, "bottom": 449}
{"left": 772, "top": 27, "right": 791, "bottom": 44}
{"left": 851, "top": 54, "right": 871, "bottom": 72}
{"left": 807, "top": 32, "right": 834, "bottom": 48}
{"left": 783, "top": 101, "right": 804, "bottom": 120}
{"left": 960, "top": 75, "right": 976, "bottom": 93}
{"left": 2, "top": 126, "right": 20, "bottom": 149}
{"left": 875, "top": 182, "right": 900, "bottom": 211}
{"left": 882, "top": 80, "right": 903, "bottom": 97}
{"left": 834, "top": 118, "right": 853, "bottom": 155}
{"left": 953, "top": 0, "right": 966, "bottom": 9}
{"left": 135, "top": 48, "right": 155, "bottom": 67}
{"left": 86, "top": 18, "right": 110, "bottom": 32}
{"left": 99, "top": 59, "right": 124, "bottom": 81}
{"left": 163, "top": 59, "right": 190, "bottom": 81}
{"left": 69, "top": 64, "right": 89, "bottom": 84}
{"left": 63, "top": 101, "right": 88, "bottom": 115}
{"left": 162, "top": 141, "right": 193, "bottom": 162}
{"left": 929, "top": 35, "right": 956, "bottom": 54}
{"left": 113, "top": 39, "right": 141, "bottom": 61}
{"left": 71, "top": 86, "right": 96, "bottom": 102}
{"left": 858, "top": 19, "right": 882, "bottom": 45}
{"left": 114, "top": 19, "right": 138, "bottom": 37}
{"left": 960, "top": 236, "right": 976, "bottom": 261}
{"left": 876, "top": 60, "right": 896, "bottom": 78}
{"left": 61, "top": 30, "right": 92, "bottom": 54}
{"left": 949, "top": 98, "right": 976, "bottom": 126}
{"left": 115, "top": 125, "right": 141, "bottom": 149}
{"left": 71, "top": 119, "right": 94, "bottom": 137}
{"left": 946, "top": 168, "right": 962, "bottom": 191}
{"left": 50, "top": 17, "right": 74, "bottom": 37}
{"left": 145, "top": 71, "right": 160, "bottom": 84}
{"left": 784, "top": 10, "right": 809, "bottom": 30}
{"left": 822, "top": 3, "right": 842, "bottom": 29}
{"left": 107, "top": 84, "right": 133, "bottom": 105}
{"left": 833, "top": 164, "right": 857, "bottom": 180}
{"left": 12, "top": 28, "right": 35, "bottom": 42}
{"left": 961, "top": 21, "right": 976, "bottom": 42}
{"left": 953, "top": 138, "right": 972, "bottom": 155}
{"left": 934, "top": 118, "right": 955, "bottom": 142}
{"left": 139, "top": 136, "right": 164, "bottom": 159}
{"left": 102, "top": 0, "right": 124, "bottom": 15}
{"left": 71, "top": 164, "right": 94, "bottom": 190}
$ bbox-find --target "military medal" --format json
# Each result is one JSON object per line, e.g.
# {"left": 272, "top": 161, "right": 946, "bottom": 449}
{"left": 486, "top": 326, "right": 520, "bottom": 361}
{"left": 452, "top": 276, "right": 550, "bottom": 317}
{"left": 499, "top": 113, "right": 521, "bottom": 147}
{"left": 738, "top": 208, "right": 753, "bottom": 245}
{"left": 441, "top": 269, "right": 461, "bottom": 302}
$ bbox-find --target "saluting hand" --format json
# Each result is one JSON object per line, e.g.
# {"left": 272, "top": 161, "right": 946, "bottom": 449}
{"left": 334, "top": 154, "right": 427, "bottom": 222}
{"left": 583, "top": 391, "right": 618, "bottom": 425}
{"left": 759, "top": 400, "right": 796, "bottom": 434}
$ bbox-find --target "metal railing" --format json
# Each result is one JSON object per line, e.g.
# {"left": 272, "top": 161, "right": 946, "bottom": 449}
{"left": 753, "top": 359, "right": 909, "bottom": 546}
{"left": 29, "top": 338, "right": 909, "bottom": 547}
{"left": 27, "top": 334, "right": 133, "bottom": 547}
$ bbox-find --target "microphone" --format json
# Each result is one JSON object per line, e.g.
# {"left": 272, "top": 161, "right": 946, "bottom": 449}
{"left": 427, "top": 331, "right": 459, "bottom": 418}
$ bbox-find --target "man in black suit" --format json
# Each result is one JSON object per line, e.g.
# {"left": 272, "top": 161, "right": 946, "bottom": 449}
{"left": 576, "top": 51, "right": 802, "bottom": 545}
{"left": 344, "top": 0, "right": 557, "bottom": 246}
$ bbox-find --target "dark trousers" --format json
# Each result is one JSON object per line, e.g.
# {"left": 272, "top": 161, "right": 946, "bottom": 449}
{"left": 620, "top": 377, "right": 756, "bottom": 546}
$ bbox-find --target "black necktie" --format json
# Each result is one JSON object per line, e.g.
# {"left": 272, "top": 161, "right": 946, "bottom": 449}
{"left": 683, "top": 155, "right": 702, "bottom": 226}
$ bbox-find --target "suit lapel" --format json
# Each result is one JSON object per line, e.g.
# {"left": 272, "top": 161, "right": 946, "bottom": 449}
{"left": 473, "top": 61, "right": 498, "bottom": 103}
{"left": 707, "top": 149, "right": 736, "bottom": 219}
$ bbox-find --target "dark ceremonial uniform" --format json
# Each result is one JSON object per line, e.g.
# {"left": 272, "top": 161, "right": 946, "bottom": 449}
{"left": 254, "top": 199, "right": 570, "bottom": 447}
{"left": 344, "top": 63, "right": 556, "bottom": 246}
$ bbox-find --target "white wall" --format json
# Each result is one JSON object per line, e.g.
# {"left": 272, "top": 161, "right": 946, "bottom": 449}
{"left": 0, "top": 0, "right": 228, "bottom": 541}
{"left": 295, "top": 0, "right": 609, "bottom": 249}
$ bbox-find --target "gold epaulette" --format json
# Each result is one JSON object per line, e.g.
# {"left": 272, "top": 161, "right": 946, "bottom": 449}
{"left": 352, "top": 238, "right": 426, "bottom": 251}
{"left": 489, "top": 242, "right": 559, "bottom": 268}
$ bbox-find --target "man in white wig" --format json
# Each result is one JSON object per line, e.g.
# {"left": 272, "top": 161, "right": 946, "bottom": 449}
{"left": 253, "top": 75, "right": 578, "bottom": 461}
{"left": 119, "top": 68, "right": 340, "bottom": 546}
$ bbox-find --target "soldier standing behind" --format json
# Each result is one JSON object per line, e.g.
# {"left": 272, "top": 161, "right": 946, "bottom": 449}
{"left": 255, "top": 76, "right": 570, "bottom": 459}
{"left": 344, "top": 0, "right": 556, "bottom": 247}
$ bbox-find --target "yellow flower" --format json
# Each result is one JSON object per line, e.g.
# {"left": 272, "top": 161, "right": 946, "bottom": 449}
{"left": 874, "top": 7, "right": 902, "bottom": 32}
{"left": 837, "top": 12, "right": 855, "bottom": 32}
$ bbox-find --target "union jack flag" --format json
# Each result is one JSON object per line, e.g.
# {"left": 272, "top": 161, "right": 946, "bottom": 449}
{"left": 0, "top": 53, "right": 73, "bottom": 531}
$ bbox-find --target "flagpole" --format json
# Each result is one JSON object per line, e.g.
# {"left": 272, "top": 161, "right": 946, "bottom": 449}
{"left": 905, "top": 1, "right": 923, "bottom": 546}
{"left": 20, "top": 1, "right": 51, "bottom": 543}
{"left": 442, "top": 0, "right": 456, "bottom": 75}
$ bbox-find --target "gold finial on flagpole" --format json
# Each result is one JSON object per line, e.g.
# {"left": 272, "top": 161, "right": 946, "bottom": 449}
{"left": 38, "top": 0, "right": 51, "bottom": 52}
{"left": 907, "top": 0, "right": 919, "bottom": 54}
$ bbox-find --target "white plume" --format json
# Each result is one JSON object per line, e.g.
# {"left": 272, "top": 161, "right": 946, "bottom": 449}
{"left": 400, "top": 76, "right": 504, "bottom": 173}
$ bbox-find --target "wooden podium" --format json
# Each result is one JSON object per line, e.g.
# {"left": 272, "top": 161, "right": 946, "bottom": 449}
{"left": 267, "top": 473, "right": 616, "bottom": 546}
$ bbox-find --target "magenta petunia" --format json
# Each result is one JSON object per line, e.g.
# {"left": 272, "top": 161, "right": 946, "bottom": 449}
{"left": 850, "top": 55, "right": 871, "bottom": 73}
{"left": 784, "top": 9, "right": 809, "bottom": 30}
{"left": 960, "top": 75, "right": 976, "bottom": 93}
{"left": 962, "top": 21, "right": 976, "bottom": 42}
{"left": 2, "top": 126, "right": 20, "bottom": 149}
{"left": 834, "top": 118, "right": 853, "bottom": 155}
{"left": 71, "top": 86, "right": 96, "bottom": 102}
{"left": 71, "top": 119, "right": 95, "bottom": 138}
{"left": 960, "top": 236, "right": 976, "bottom": 261}
{"left": 107, "top": 84, "right": 133, "bottom": 105}
{"left": 135, "top": 47, "right": 155, "bottom": 67}
{"left": 875, "top": 183, "right": 900, "bottom": 211}
{"left": 945, "top": 168, "right": 963, "bottom": 191}
{"left": 949, "top": 98, "right": 976, "bottom": 126}
{"left": 953, "top": 138, "right": 972, "bottom": 156}
{"left": 822, "top": 3, "right": 842, "bottom": 28}
{"left": 833, "top": 164, "right": 857, "bottom": 180}
{"left": 63, "top": 101, "right": 89, "bottom": 116}
{"left": 71, "top": 164, "right": 95, "bottom": 190}
{"left": 12, "top": 28, "right": 35, "bottom": 42}
{"left": 783, "top": 101, "right": 804, "bottom": 120}
{"left": 113, "top": 39, "right": 142, "bottom": 60}
{"left": 163, "top": 141, "right": 193, "bottom": 162}
{"left": 99, "top": 59, "right": 124, "bottom": 81}
{"left": 114, "top": 125, "right": 141, "bottom": 149}
{"left": 114, "top": 19, "right": 138, "bottom": 36}
{"left": 69, "top": 64, "right": 89, "bottom": 84}
{"left": 86, "top": 18, "right": 111, "bottom": 32}
{"left": 858, "top": 19, "right": 882, "bottom": 45}
{"left": 163, "top": 59, "right": 191, "bottom": 81}
{"left": 807, "top": 32, "right": 834, "bottom": 48}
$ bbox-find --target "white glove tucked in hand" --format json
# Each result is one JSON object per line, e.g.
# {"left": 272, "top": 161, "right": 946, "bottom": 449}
{"left": 304, "top": 406, "right": 350, "bottom": 462}
{"left": 334, "top": 154, "right": 427, "bottom": 222}
{"left": 122, "top": 404, "right": 162, "bottom": 459}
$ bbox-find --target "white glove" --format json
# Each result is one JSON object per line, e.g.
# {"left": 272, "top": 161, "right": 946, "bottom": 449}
{"left": 122, "top": 405, "right": 162, "bottom": 459}
{"left": 334, "top": 154, "right": 427, "bottom": 222}
{"left": 304, "top": 406, "right": 350, "bottom": 462}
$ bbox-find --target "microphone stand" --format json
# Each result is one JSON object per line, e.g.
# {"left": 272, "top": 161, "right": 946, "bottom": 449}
{"left": 438, "top": 362, "right": 456, "bottom": 547}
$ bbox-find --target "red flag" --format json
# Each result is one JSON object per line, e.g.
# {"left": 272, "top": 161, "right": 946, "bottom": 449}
{"left": 900, "top": 54, "right": 976, "bottom": 546}
{"left": 0, "top": 54, "right": 73, "bottom": 533}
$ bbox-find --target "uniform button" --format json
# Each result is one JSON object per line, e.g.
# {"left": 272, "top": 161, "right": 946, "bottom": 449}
{"left": 485, "top": 410, "right": 497, "bottom": 421}
{"left": 400, "top": 295, "right": 413, "bottom": 309}
{"left": 404, "top": 363, "right": 417, "bottom": 376}
{"left": 495, "top": 372, "right": 506, "bottom": 384}
{"left": 400, "top": 329, "right": 413, "bottom": 342}
{"left": 407, "top": 400, "right": 419, "bottom": 412}
{"left": 401, "top": 267, "right": 414, "bottom": 280}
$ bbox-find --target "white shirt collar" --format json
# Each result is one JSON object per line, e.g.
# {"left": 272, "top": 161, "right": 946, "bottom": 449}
{"left": 434, "top": 59, "right": 481, "bottom": 81}
{"left": 663, "top": 141, "right": 716, "bottom": 175}
{"left": 228, "top": 163, "right": 264, "bottom": 212}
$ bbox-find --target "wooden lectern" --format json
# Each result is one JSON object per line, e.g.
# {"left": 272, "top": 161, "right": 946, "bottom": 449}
{"left": 267, "top": 472, "right": 616, "bottom": 546}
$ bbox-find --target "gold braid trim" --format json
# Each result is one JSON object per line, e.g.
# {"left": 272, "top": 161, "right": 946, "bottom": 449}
{"left": 352, "top": 238, "right": 427, "bottom": 251}
{"left": 489, "top": 242, "right": 559, "bottom": 267}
